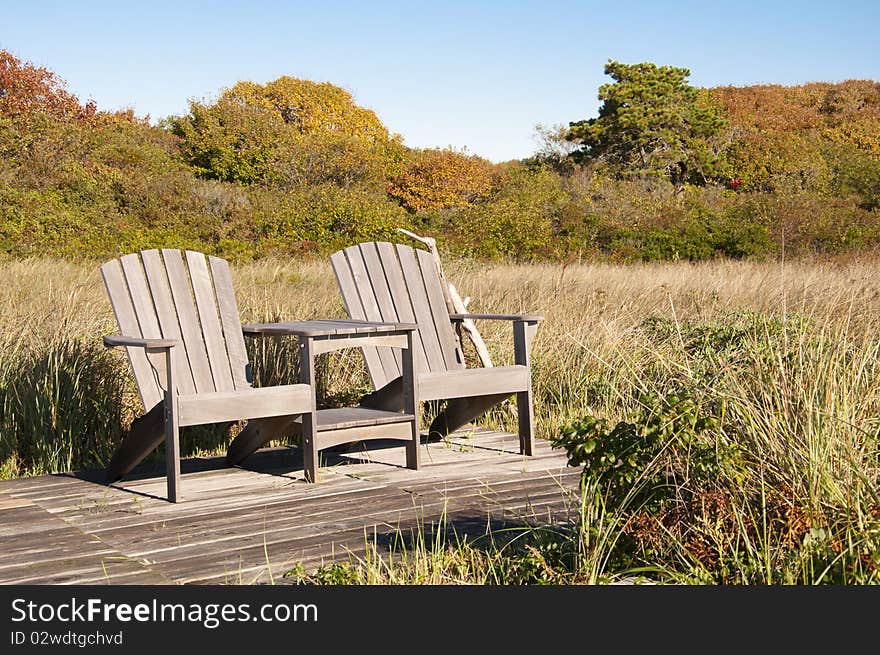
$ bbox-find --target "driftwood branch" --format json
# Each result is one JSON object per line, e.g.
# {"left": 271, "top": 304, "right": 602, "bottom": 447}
{"left": 396, "top": 228, "right": 494, "bottom": 368}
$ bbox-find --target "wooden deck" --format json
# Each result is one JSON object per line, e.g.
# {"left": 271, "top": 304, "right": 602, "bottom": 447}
{"left": 0, "top": 429, "right": 580, "bottom": 585}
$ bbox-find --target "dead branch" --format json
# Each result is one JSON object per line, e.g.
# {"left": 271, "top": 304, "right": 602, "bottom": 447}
{"left": 396, "top": 228, "right": 494, "bottom": 368}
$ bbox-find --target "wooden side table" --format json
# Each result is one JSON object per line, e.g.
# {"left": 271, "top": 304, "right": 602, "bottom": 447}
{"left": 242, "top": 319, "right": 420, "bottom": 482}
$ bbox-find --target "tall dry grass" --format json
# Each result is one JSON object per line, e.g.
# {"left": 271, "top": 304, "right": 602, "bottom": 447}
{"left": 4, "top": 254, "right": 880, "bottom": 468}
{"left": 1, "top": 254, "right": 878, "bottom": 583}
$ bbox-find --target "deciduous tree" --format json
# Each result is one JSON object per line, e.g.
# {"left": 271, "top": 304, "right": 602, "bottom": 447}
{"left": 0, "top": 50, "right": 95, "bottom": 123}
{"left": 386, "top": 148, "right": 496, "bottom": 213}
{"left": 170, "top": 76, "right": 402, "bottom": 186}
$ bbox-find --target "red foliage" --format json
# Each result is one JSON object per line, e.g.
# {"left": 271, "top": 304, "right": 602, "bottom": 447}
{"left": 0, "top": 49, "right": 94, "bottom": 123}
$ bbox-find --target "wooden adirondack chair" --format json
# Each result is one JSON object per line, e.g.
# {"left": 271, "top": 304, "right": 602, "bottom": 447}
{"left": 330, "top": 242, "right": 543, "bottom": 455}
{"left": 101, "top": 249, "right": 312, "bottom": 502}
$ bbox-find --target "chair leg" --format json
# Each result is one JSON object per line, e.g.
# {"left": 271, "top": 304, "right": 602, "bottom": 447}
{"left": 516, "top": 389, "right": 534, "bottom": 456}
{"left": 428, "top": 393, "right": 510, "bottom": 438}
{"left": 303, "top": 430, "right": 318, "bottom": 483}
{"left": 105, "top": 401, "right": 165, "bottom": 483}
{"left": 300, "top": 336, "right": 319, "bottom": 482}
{"left": 226, "top": 415, "right": 299, "bottom": 465}
{"left": 359, "top": 376, "right": 404, "bottom": 412}
{"left": 512, "top": 320, "right": 537, "bottom": 456}
{"left": 405, "top": 419, "right": 420, "bottom": 470}
{"left": 165, "top": 395, "right": 181, "bottom": 502}
{"left": 402, "top": 332, "right": 419, "bottom": 470}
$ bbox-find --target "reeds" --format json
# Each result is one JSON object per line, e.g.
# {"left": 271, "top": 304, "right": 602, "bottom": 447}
{"left": 1, "top": 254, "right": 877, "bottom": 583}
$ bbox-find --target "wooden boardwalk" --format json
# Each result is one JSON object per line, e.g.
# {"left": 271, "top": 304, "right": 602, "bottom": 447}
{"left": 0, "top": 429, "right": 580, "bottom": 585}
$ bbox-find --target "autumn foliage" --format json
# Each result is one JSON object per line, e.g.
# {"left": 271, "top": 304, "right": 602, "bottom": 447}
{"left": 170, "top": 76, "right": 404, "bottom": 186}
{"left": 709, "top": 81, "right": 880, "bottom": 205}
{"left": 227, "top": 77, "right": 391, "bottom": 140}
{"left": 0, "top": 50, "right": 95, "bottom": 123}
{"left": 386, "top": 148, "right": 496, "bottom": 213}
{"left": 0, "top": 49, "right": 878, "bottom": 262}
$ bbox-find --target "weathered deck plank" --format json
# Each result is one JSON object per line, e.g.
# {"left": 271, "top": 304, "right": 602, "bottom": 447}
{"left": 0, "top": 494, "right": 172, "bottom": 584}
{"left": 0, "top": 430, "right": 578, "bottom": 585}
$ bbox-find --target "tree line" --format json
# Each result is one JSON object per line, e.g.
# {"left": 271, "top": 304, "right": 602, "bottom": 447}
{"left": 1, "top": 51, "right": 878, "bottom": 261}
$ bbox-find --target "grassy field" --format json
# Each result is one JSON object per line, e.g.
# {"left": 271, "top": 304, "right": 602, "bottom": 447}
{"left": 1, "top": 254, "right": 878, "bottom": 583}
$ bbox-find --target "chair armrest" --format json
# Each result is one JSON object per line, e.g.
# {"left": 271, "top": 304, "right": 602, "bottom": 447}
{"left": 449, "top": 313, "right": 544, "bottom": 322}
{"left": 103, "top": 335, "right": 177, "bottom": 351}
{"left": 449, "top": 314, "right": 542, "bottom": 364}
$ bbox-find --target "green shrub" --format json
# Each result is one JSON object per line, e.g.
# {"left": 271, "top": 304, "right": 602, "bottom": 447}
{"left": 438, "top": 167, "right": 566, "bottom": 259}
{"left": 552, "top": 391, "right": 742, "bottom": 509}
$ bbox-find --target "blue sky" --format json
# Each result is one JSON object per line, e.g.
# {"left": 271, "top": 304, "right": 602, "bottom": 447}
{"left": 2, "top": 1, "right": 878, "bottom": 162}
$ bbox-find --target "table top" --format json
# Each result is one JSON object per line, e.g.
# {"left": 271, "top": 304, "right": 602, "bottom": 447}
{"left": 242, "top": 318, "right": 419, "bottom": 338}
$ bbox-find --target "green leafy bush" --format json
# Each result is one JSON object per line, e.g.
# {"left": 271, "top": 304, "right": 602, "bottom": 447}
{"left": 552, "top": 392, "right": 743, "bottom": 509}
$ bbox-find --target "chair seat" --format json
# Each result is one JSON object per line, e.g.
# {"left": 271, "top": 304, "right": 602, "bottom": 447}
{"left": 178, "top": 384, "right": 311, "bottom": 427}
{"left": 418, "top": 365, "right": 529, "bottom": 402}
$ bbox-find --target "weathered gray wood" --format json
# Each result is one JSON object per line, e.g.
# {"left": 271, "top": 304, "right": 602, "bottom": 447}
{"left": 0, "top": 427, "right": 577, "bottom": 583}
{"left": 402, "top": 330, "right": 419, "bottom": 470}
{"left": 105, "top": 249, "right": 370, "bottom": 498}
{"left": 163, "top": 348, "right": 181, "bottom": 502}
{"left": 244, "top": 319, "right": 413, "bottom": 337}
{"left": 310, "top": 333, "right": 408, "bottom": 356}
{"left": 344, "top": 245, "right": 400, "bottom": 382}
{"left": 178, "top": 385, "right": 311, "bottom": 427}
{"left": 0, "top": 499, "right": 173, "bottom": 584}
{"left": 514, "top": 320, "right": 537, "bottom": 456}
{"left": 209, "top": 256, "right": 251, "bottom": 389}
{"left": 141, "top": 250, "right": 196, "bottom": 395}
{"left": 396, "top": 229, "right": 465, "bottom": 360}
{"left": 119, "top": 253, "right": 174, "bottom": 392}
{"left": 330, "top": 251, "right": 388, "bottom": 389}
{"left": 316, "top": 421, "right": 415, "bottom": 449}
{"left": 161, "top": 249, "right": 214, "bottom": 394}
{"left": 0, "top": 495, "right": 32, "bottom": 511}
{"left": 375, "top": 241, "right": 430, "bottom": 374}
{"left": 228, "top": 323, "right": 417, "bottom": 478}
{"left": 105, "top": 400, "right": 166, "bottom": 482}
{"left": 397, "top": 244, "right": 446, "bottom": 372}
{"left": 103, "top": 335, "right": 177, "bottom": 350}
{"left": 419, "top": 365, "right": 529, "bottom": 401}
{"left": 417, "top": 248, "right": 461, "bottom": 370}
{"left": 450, "top": 313, "right": 545, "bottom": 322}
{"left": 101, "top": 260, "right": 163, "bottom": 410}
{"left": 186, "top": 250, "right": 234, "bottom": 393}
{"left": 358, "top": 375, "right": 405, "bottom": 412}
{"left": 119, "top": 254, "right": 163, "bottom": 343}
{"left": 180, "top": 386, "right": 308, "bottom": 427}
{"left": 63, "top": 479, "right": 391, "bottom": 535}
{"left": 330, "top": 242, "right": 542, "bottom": 454}
{"left": 304, "top": 319, "right": 418, "bottom": 334}
{"left": 428, "top": 393, "right": 511, "bottom": 438}
{"left": 359, "top": 242, "right": 403, "bottom": 372}
{"left": 313, "top": 407, "right": 416, "bottom": 431}
{"left": 281, "top": 324, "right": 417, "bottom": 481}
{"left": 226, "top": 415, "right": 299, "bottom": 466}
{"left": 300, "top": 336, "right": 318, "bottom": 482}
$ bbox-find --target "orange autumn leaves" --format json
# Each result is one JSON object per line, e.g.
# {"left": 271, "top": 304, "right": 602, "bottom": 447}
{"left": 709, "top": 80, "right": 880, "bottom": 192}
{"left": 0, "top": 50, "right": 94, "bottom": 124}
{"left": 0, "top": 50, "right": 147, "bottom": 128}
{"left": 386, "top": 148, "right": 497, "bottom": 213}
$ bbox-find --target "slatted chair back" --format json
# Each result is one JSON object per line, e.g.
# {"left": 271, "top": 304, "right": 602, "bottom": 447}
{"left": 101, "top": 249, "right": 251, "bottom": 412}
{"left": 330, "top": 242, "right": 463, "bottom": 390}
